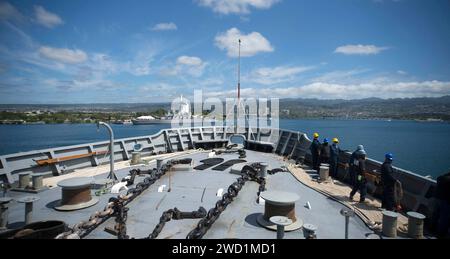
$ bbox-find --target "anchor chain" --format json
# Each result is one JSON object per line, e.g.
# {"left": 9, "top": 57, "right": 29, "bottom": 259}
{"left": 55, "top": 158, "right": 192, "bottom": 239}
{"left": 214, "top": 148, "right": 247, "bottom": 159}
{"left": 186, "top": 164, "right": 264, "bottom": 239}
{"left": 248, "top": 162, "right": 286, "bottom": 176}
{"left": 110, "top": 197, "right": 129, "bottom": 239}
{"left": 145, "top": 207, "right": 207, "bottom": 239}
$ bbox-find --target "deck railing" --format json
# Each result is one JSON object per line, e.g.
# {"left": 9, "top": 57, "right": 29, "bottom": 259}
{"left": 0, "top": 126, "right": 437, "bottom": 219}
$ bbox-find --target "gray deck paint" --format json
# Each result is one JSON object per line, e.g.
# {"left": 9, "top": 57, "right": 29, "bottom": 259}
{"left": 3, "top": 150, "right": 375, "bottom": 239}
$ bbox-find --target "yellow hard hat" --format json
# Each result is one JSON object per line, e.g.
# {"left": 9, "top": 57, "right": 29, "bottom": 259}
{"left": 333, "top": 138, "right": 339, "bottom": 143}
{"left": 313, "top": 133, "right": 319, "bottom": 139}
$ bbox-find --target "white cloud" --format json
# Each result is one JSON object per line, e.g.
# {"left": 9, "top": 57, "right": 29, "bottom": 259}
{"left": 247, "top": 65, "right": 315, "bottom": 85}
{"left": 123, "top": 49, "right": 156, "bottom": 76}
{"left": 204, "top": 80, "right": 450, "bottom": 99}
{"left": 161, "top": 56, "right": 206, "bottom": 77}
{"left": 177, "top": 56, "right": 203, "bottom": 66}
{"left": 90, "top": 54, "right": 119, "bottom": 74}
{"left": 311, "top": 69, "right": 371, "bottom": 83}
{"left": 215, "top": 28, "right": 274, "bottom": 57}
{"left": 196, "top": 0, "right": 281, "bottom": 15}
{"left": 44, "top": 77, "right": 121, "bottom": 91}
{"left": 0, "top": 2, "right": 24, "bottom": 22}
{"left": 39, "top": 46, "right": 87, "bottom": 64}
{"left": 335, "top": 44, "right": 389, "bottom": 55}
{"left": 34, "top": 5, "right": 63, "bottom": 28}
{"left": 151, "top": 22, "right": 177, "bottom": 31}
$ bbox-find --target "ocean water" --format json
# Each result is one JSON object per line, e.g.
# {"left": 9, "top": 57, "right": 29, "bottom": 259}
{"left": 0, "top": 119, "right": 449, "bottom": 178}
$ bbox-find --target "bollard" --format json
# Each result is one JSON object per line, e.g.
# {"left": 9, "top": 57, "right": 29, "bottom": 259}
{"left": 340, "top": 208, "right": 355, "bottom": 239}
{"left": 382, "top": 210, "right": 398, "bottom": 238}
{"left": 260, "top": 163, "right": 268, "bottom": 178}
{"left": 319, "top": 165, "right": 330, "bottom": 182}
{"left": 407, "top": 212, "right": 426, "bottom": 239}
{"left": 157, "top": 159, "right": 163, "bottom": 171}
{"left": 32, "top": 173, "right": 44, "bottom": 191}
{"left": 17, "top": 196, "right": 40, "bottom": 225}
{"left": 303, "top": 224, "right": 318, "bottom": 239}
{"left": 270, "top": 216, "right": 292, "bottom": 239}
{"left": 1, "top": 183, "right": 8, "bottom": 197}
{"left": 18, "top": 173, "right": 31, "bottom": 189}
{"left": 131, "top": 152, "right": 141, "bottom": 165}
{"left": 0, "top": 197, "right": 13, "bottom": 230}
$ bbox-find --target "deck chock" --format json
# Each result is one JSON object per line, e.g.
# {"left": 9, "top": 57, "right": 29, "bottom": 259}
{"left": 216, "top": 188, "right": 224, "bottom": 197}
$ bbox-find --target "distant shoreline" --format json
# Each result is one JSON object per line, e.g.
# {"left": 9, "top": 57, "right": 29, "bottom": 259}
{"left": 2, "top": 96, "right": 450, "bottom": 123}
{"left": 1, "top": 117, "right": 448, "bottom": 125}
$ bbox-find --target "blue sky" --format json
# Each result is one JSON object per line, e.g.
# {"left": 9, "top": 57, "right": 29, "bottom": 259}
{"left": 0, "top": 0, "right": 449, "bottom": 103}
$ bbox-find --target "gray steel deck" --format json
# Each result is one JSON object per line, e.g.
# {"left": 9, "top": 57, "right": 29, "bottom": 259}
{"left": 4, "top": 150, "right": 374, "bottom": 239}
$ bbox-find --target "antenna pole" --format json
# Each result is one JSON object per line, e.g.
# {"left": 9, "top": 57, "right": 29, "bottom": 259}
{"left": 235, "top": 39, "right": 241, "bottom": 134}
{"left": 238, "top": 39, "right": 241, "bottom": 102}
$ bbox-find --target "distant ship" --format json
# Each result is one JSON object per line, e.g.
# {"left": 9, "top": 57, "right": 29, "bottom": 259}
{"left": 111, "top": 119, "right": 133, "bottom": 125}
{"left": 131, "top": 96, "right": 217, "bottom": 125}
{"left": 131, "top": 115, "right": 172, "bottom": 125}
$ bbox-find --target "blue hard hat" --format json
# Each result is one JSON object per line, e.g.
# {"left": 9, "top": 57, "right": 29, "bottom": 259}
{"left": 323, "top": 138, "right": 329, "bottom": 143}
{"left": 385, "top": 153, "right": 394, "bottom": 161}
